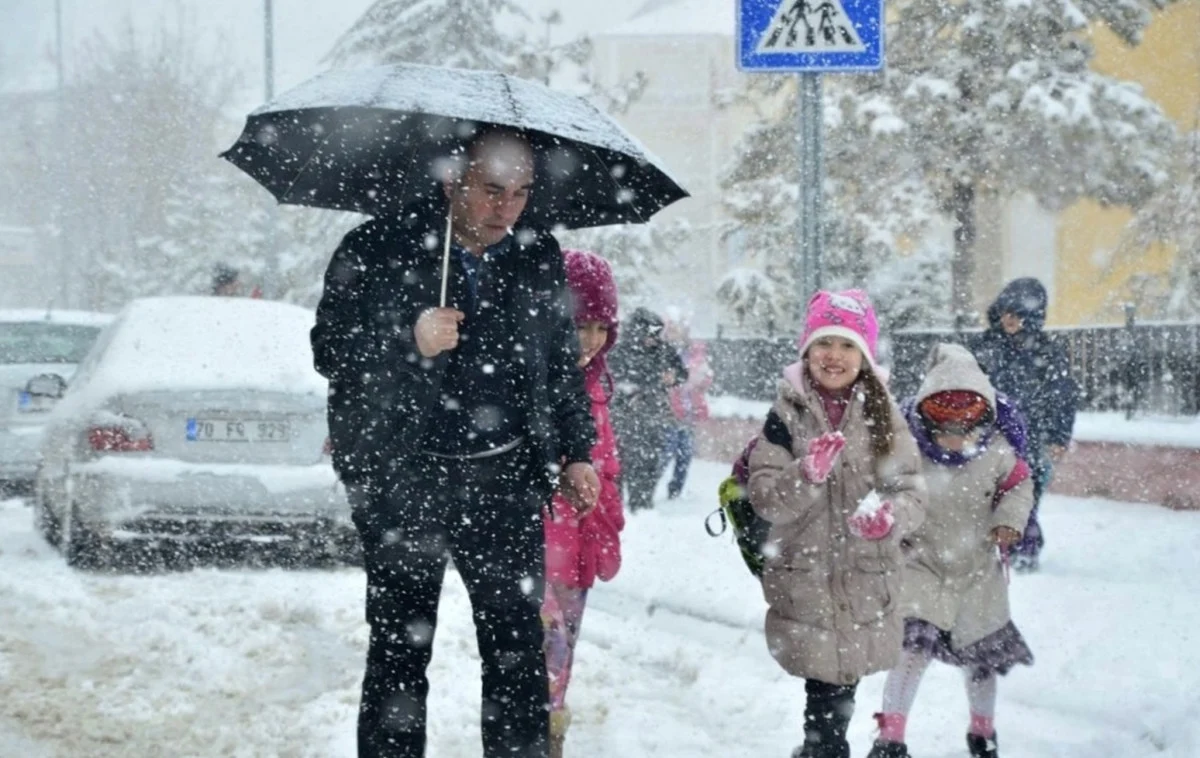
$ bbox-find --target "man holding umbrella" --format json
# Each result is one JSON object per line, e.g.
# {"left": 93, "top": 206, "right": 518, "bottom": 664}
{"left": 221, "top": 63, "right": 687, "bottom": 757}
{"left": 313, "top": 128, "right": 600, "bottom": 758}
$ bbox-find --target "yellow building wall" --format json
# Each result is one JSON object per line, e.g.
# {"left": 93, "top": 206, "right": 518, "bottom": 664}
{"left": 1051, "top": 0, "right": 1200, "bottom": 325}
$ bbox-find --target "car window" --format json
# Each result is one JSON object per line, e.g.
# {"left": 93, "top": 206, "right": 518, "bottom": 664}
{"left": 64, "top": 318, "right": 121, "bottom": 389}
{"left": 0, "top": 323, "right": 104, "bottom": 364}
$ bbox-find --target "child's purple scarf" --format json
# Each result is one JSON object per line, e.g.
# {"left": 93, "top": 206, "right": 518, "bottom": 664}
{"left": 903, "top": 393, "right": 1028, "bottom": 467}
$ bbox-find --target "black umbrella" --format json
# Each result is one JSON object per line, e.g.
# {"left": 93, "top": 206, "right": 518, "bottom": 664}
{"left": 220, "top": 63, "right": 689, "bottom": 231}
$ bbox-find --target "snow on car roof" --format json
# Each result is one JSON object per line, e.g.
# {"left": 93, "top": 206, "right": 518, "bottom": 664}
{"left": 0, "top": 309, "right": 115, "bottom": 328}
{"left": 76, "top": 296, "right": 327, "bottom": 402}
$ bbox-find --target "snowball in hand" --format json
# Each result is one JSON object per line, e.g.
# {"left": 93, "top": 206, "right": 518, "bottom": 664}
{"left": 854, "top": 489, "right": 885, "bottom": 520}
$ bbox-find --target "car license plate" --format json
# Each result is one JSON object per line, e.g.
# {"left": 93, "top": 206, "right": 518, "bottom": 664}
{"left": 186, "top": 418, "right": 291, "bottom": 442}
{"left": 16, "top": 391, "right": 55, "bottom": 414}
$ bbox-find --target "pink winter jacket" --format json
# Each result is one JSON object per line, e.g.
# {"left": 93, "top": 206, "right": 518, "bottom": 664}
{"left": 544, "top": 373, "right": 625, "bottom": 589}
{"left": 669, "top": 341, "right": 714, "bottom": 424}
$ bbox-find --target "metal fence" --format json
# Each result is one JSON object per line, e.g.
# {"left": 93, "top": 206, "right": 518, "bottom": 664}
{"left": 707, "top": 321, "right": 1200, "bottom": 417}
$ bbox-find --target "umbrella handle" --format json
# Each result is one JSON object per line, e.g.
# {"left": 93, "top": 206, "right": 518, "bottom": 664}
{"left": 440, "top": 205, "right": 453, "bottom": 308}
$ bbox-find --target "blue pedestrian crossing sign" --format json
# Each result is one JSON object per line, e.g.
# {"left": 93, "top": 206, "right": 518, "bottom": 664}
{"left": 738, "top": 0, "right": 884, "bottom": 72}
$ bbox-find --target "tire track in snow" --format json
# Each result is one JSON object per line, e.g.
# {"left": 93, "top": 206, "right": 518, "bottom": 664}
{"left": 0, "top": 499, "right": 365, "bottom": 757}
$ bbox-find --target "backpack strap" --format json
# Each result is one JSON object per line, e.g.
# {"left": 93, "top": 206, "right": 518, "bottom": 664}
{"left": 761, "top": 408, "right": 794, "bottom": 452}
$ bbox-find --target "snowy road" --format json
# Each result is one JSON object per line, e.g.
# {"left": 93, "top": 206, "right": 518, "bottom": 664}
{"left": 2, "top": 460, "right": 1198, "bottom": 757}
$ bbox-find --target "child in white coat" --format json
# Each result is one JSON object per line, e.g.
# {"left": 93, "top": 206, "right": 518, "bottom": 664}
{"left": 867, "top": 344, "right": 1035, "bottom": 758}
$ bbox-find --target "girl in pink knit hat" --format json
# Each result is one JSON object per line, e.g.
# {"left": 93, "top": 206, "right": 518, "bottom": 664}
{"left": 541, "top": 249, "right": 625, "bottom": 758}
{"left": 747, "top": 289, "right": 926, "bottom": 758}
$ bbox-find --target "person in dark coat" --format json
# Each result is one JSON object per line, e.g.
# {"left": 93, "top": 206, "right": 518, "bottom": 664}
{"left": 211, "top": 263, "right": 241, "bottom": 296}
{"left": 969, "top": 278, "right": 1078, "bottom": 572}
{"left": 311, "top": 128, "right": 599, "bottom": 758}
{"left": 607, "top": 307, "right": 686, "bottom": 512}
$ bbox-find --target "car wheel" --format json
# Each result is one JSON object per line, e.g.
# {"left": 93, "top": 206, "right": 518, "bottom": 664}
{"left": 33, "top": 477, "right": 61, "bottom": 547}
{"left": 62, "top": 503, "right": 104, "bottom": 570}
{"left": 336, "top": 526, "right": 363, "bottom": 567}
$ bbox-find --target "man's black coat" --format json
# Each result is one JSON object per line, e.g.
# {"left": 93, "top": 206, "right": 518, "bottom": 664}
{"left": 311, "top": 198, "right": 595, "bottom": 491}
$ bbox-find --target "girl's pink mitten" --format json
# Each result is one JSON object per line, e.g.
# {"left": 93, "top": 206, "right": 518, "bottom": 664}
{"left": 801, "top": 432, "right": 846, "bottom": 484}
{"left": 848, "top": 500, "right": 894, "bottom": 541}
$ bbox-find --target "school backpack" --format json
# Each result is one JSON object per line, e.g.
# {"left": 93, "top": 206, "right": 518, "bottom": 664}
{"left": 705, "top": 436, "right": 773, "bottom": 578}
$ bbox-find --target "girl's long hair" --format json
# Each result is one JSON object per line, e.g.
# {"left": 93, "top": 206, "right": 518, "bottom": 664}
{"left": 859, "top": 367, "right": 895, "bottom": 458}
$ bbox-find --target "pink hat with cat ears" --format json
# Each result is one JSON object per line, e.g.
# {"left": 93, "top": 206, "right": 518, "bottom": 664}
{"left": 797, "top": 289, "right": 879, "bottom": 367}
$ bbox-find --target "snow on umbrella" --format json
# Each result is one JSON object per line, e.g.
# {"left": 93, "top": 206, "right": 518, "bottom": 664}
{"left": 220, "top": 62, "right": 689, "bottom": 230}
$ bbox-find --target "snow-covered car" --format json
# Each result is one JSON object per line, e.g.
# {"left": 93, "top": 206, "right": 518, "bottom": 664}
{"left": 0, "top": 309, "right": 114, "bottom": 493}
{"left": 31, "top": 296, "right": 351, "bottom": 568}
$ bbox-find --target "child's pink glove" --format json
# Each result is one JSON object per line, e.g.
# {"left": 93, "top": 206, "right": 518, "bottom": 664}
{"left": 801, "top": 432, "right": 846, "bottom": 484}
{"left": 848, "top": 500, "right": 895, "bottom": 541}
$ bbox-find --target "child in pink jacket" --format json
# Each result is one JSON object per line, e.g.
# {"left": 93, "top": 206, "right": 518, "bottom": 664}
{"left": 542, "top": 249, "right": 625, "bottom": 758}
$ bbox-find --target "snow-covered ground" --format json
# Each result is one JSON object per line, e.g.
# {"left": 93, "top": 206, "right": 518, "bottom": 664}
{"left": 2, "top": 460, "right": 1198, "bottom": 757}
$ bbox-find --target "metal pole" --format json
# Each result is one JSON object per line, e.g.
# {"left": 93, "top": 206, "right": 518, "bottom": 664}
{"left": 262, "top": 0, "right": 279, "bottom": 299}
{"left": 54, "top": 0, "right": 69, "bottom": 308}
{"left": 796, "top": 72, "right": 824, "bottom": 325}
{"left": 264, "top": 0, "right": 275, "bottom": 100}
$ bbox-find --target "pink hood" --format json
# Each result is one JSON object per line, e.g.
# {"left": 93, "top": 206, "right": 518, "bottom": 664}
{"left": 563, "top": 249, "right": 619, "bottom": 387}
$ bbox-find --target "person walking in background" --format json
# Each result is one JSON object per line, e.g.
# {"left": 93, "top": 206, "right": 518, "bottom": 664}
{"left": 969, "top": 278, "right": 1077, "bottom": 572}
{"left": 608, "top": 307, "right": 687, "bottom": 512}
{"left": 211, "top": 263, "right": 242, "bottom": 296}
{"left": 211, "top": 262, "right": 263, "bottom": 298}
{"left": 867, "top": 344, "right": 1035, "bottom": 758}
{"left": 664, "top": 335, "right": 713, "bottom": 499}
{"left": 541, "top": 250, "right": 626, "bottom": 758}
{"left": 748, "top": 289, "right": 925, "bottom": 758}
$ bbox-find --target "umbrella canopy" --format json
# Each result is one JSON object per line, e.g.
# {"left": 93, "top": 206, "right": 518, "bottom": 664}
{"left": 221, "top": 63, "right": 689, "bottom": 230}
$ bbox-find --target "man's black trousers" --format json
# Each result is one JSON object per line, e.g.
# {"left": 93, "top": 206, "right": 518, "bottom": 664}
{"left": 350, "top": 446, "right": 551, "bottom": 758}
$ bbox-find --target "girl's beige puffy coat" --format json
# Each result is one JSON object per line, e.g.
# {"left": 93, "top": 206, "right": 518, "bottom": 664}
{"left": 748, "top": 375, "right": 925, "bottom": 685}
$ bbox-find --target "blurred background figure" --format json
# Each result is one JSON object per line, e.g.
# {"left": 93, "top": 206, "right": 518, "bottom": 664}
{"left": 211, "top": 263, "right": 262, "bottom": 298}
{"left": 970, "top": 277, "right": 1078, "bottom": 572}
{"left": 608, "top": 307, "right": 687, "bottom": 512}
{"left": 663, "top": 314, "right": 713, "bottom": 500}
{"left": 211, "top": 263, "right": 242, "bottom": 296}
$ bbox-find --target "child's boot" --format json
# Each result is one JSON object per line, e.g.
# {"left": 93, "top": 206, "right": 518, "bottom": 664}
{"left": 866, "top": 712, "right": 910, "bottom": 757}
{"left": 967, "top": 731, "right": 999, "bottom": 758}
{"left": 866, "top": 741, "right": 911, "bottom": 758}
{"left": 549, "top": 708, "right": 571, "bottom": 758}
{"left": 791, "top": 682, "right": 854, "bottom": 758}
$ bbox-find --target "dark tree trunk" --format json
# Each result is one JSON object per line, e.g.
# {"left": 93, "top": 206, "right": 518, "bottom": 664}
{"left": 950, "top": 180, "right": 976, "bottom": 330}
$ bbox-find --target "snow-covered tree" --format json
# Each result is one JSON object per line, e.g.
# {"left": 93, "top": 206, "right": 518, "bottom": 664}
{"left": 717, "top": 74, "right": 949, "bottom": 334}
{"left": 9, "top": 20, "right": 353, "bottom": 311}
{"left": 1119, "top": 127, "right": 1200, "bottom": 318}
{"left": 329, "top": 1, "right": 647, "bottom": 114}
{"left": 326, "top": 0, "right": 530, "bottom": 72}
{"left": 870, "top": 0, "right": 1178, "bottom": 321}
{"left": 719, "top": 0, "right": 1178, "bottom": 332}
{"left": 557, "top": 218, "right": 695, "bottom": 313}
{"left": 716, "top": 267, "right": 787, "bottom": 334}
{"left": 25, "top": 23, "right": 241, "bottom": 309}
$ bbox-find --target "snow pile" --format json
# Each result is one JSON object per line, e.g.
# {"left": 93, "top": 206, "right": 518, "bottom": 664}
{"left": 1073, "top": 412, "right": 1200, "bottom": 450}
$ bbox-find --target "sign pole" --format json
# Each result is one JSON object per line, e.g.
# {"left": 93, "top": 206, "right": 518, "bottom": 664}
{"left": 737, "top": 0, "right": 883, "bottom": 332}
{"left": 797, "top": 71, "right": 824, "bottom": 317}
{"left": 262, "top": 0, "right": 279, "bottom": 299}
